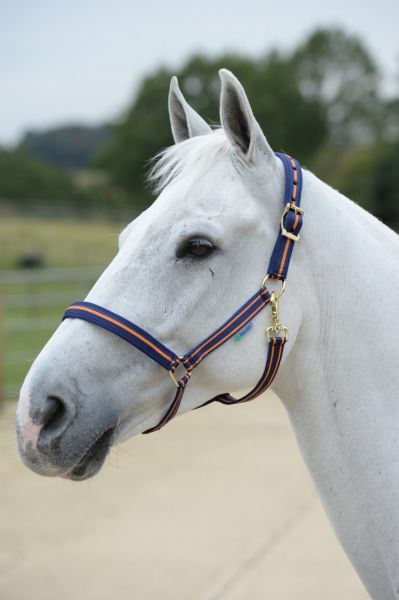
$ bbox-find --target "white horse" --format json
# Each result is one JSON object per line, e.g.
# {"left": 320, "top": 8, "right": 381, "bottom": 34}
{"left": 17, "top": 69, "right": 399, "bottom": 599}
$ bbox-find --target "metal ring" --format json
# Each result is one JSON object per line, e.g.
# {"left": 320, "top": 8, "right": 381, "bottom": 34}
{"left": 168, "top": 365, "right": 191, "bottom": 388}
{"left": 261, "top": 275, "right": 286, "bottom": 301}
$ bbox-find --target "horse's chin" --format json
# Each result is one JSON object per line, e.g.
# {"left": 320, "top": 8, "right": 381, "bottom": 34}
{"left": 63, "top": 428, "right": 115, "bottom": 481}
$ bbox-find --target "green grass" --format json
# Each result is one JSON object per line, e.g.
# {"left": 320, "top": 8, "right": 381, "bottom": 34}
{"left": 0, "top": 215, "right": 121, "bottom": 269}
{"left": 1, "top": 214, "right": 127, "bottom": 399}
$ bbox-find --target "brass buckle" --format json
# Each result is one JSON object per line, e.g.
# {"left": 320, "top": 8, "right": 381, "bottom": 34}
{"left": 281, "top": 203, "right": 304, "bottom": 242}
{"left": 266, "top": 325, "right": 288, "bottom": 342}
{"left": 168, "top": 358, "right": 191, "bottom": 388}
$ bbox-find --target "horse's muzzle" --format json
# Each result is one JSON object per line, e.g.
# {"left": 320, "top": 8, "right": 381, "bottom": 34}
{"left": 16, "top": 376, "right": 116, "bottom": 480}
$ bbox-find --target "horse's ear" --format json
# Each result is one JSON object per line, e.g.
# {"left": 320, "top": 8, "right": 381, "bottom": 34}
{"left": 219, "top": 69, "right": 274, "bottom": 164}
{"left": 168, "top": 76, "right": 212, "bottom": 143}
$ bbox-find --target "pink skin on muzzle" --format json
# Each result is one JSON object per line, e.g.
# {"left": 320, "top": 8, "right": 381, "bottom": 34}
{"left": 16, "top": 377, "right": 42, "bottom": 451}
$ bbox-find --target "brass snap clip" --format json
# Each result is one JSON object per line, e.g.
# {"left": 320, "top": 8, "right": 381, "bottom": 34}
{"left": 266, "top": 291, "right": 288, "bottom": 342}
{"left": 266, "top": 292, "right": 288, "bottom": 342}
{"left": 262, "top": 276, "right": 288, "bottom": 342}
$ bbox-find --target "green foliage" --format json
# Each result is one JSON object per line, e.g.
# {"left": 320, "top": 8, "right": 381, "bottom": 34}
{"left": 98, "top": 68, "right": 174, "bottom": 204}
{"left": 292, "top": 28, "right": 383, "bottom": 146}
{"left": 3, "top": 27, "right": 398, "bottom": 227}
{"left": 368, "top": 141, "right": 399, "bottom": 224}
{"left": 101, "top": 50, "right": 328, "bottom": 205}
{"left": 179, "top": 53, "right": 327, "bottom": 161}
{"left": 0, "top": 149, "right": 75, "bottom": 202}
{"left": 101, "top": 28, "right": 392, "bottom": 214}
{"left": 314, "top": 141, "right": 399, "bottom": 225}
{"left": 0, "top": 148, "right": 133, "bottom": 217}
{"left": 20, "top": 125, "right": 113, "bottom": 169}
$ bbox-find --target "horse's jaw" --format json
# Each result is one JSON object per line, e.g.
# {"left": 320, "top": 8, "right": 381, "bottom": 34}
{"left": 62, "top": 427, "right": 116, "bottom": 481}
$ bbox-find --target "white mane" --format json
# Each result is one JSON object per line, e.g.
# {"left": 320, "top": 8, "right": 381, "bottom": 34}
{"left": 148, "top": 128, "right": 231, "bottom": 193}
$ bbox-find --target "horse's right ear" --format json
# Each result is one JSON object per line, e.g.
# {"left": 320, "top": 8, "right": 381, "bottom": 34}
{"left": 168, "top": 76, "right": 212, "bottom": 143}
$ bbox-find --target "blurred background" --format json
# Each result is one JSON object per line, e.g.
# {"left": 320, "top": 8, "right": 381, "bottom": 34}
{"left": 0, "top": 1, "right": 397, "bottom": 598}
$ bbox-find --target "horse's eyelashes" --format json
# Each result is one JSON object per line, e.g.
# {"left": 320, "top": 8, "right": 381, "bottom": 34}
{"left": 177, "top": 238, "right": 215, "bottom": 259}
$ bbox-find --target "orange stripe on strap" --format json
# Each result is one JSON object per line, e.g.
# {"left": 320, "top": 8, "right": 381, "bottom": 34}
{"left": 291, "top": 158, "right": 298, "bottom": 202}
{"left": 278, "top": 238, "right": 291, "bottom": 278}
{"left": 268, "top": 342, "right": 285, "bottom": 384}
{"left": 190, "top": 300, "right": 267, "bottom": 369}
{"left": 149, "top": 387, "right": 184, "bottom": 431}
{"left": 68, "top": 305, "right": 173, "bottom": 362}
{"left": 187, "top": 290, "right": 269, "bottom": 362}
{"left": 158, "top": 389, "right": 183, "bottom": 428}
{"left": 249, "top": 340, "right": 284, "bottom": 398}
{"left": 248, "top": 343, "right": 276, "bottom": 398}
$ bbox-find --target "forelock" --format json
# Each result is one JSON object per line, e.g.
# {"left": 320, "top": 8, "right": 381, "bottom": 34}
{"left": 148, "top": 129, "right": 231, "bottom": 194}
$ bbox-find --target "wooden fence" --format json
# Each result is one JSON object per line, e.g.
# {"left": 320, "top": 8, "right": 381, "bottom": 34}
{"left": 0, "top": 267, "right": 102, "bottom": 401}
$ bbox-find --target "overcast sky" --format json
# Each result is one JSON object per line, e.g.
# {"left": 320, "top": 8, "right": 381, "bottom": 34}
{"left": 1, "top": 0, "right": 398, "bottom": 146}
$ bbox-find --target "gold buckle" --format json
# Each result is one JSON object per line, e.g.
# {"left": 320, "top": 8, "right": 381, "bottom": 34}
{"left": 168, "top": 358, "right": 191, "bottom": 388}
{"left": 266, "top": 325, "right": 288, "bottom": 342}
{"left": 281, "top": 203, "right": 304, "bottom": 242}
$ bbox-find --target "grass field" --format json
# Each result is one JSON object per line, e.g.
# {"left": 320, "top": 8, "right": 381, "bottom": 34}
{"left": 0, "top": 215, "right": 122, "bottom": 270}
{"left": 1, "top": 215, "right": 127, "bottom": 399}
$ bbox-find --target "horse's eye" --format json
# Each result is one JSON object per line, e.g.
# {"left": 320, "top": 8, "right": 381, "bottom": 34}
{"left": 177, "top": 238, "right": 215, "bottom": 259}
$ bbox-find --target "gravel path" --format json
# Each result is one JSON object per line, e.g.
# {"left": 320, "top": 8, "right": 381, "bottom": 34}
{"left": 0, "top": 394, "right": 367, "bottom": 600}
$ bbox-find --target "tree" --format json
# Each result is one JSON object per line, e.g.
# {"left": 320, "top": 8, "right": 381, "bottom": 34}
{"left": 0, "top": 149, "right": 75, "bottom": 202}
{"left": 292, "top": 29, "right": 383, "bottom": 147}
{"left": 179, "top": 53, "right": 326, "bottom": 162}
{"left": 368, "top": 141, "right": 399, "bottom": 225}
{"left": 100, "top": 51, "right": 327, "bottom": 205}
{"left": 20, "top": 125, "right": 113, "bottom": 170}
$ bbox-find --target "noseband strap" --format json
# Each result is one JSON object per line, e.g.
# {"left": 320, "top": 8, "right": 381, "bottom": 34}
{"left": 63, "top": 153, "right": 303, "bottom": 434}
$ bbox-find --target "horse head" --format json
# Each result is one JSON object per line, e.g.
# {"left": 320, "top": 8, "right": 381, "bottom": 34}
{"left": 16, "top": 70, "right": 302, "bottom": 480}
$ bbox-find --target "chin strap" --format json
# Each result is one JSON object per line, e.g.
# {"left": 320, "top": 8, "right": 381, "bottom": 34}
{"left": 145, "top": 335, "right": 287, "bottom": 434}
{"left": 63, "top": 152, "right": 303, "bottom": 434}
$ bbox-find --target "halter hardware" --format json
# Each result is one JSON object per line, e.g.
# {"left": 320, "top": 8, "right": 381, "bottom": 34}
{"left": 261, "top": 274, "right": 286, "bottom": 300}
{"left": 281, "top": 203, "right": 304, "bottom": 242}
{"left": 62, "top": 153, "right": 303, "bottom": 434}
{"left": 168, "top": 359, "right": 191, "bottom": 388}
{"left": 266, "top": 291, "right": 288, "bottom": 342}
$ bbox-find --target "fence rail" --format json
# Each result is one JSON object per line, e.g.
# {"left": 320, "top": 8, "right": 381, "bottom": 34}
{"left": 0, "top": 266, "right": 102, "bottom": 285}
{"left": 0, "top": 266, "right": 103, "bottom": 400}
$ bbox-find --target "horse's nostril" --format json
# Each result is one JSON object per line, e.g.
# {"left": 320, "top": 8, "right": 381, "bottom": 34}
{"left": 41, "top": 396, "right": 66, "bottom": 431}
{"left": 37, "top": 395, "right": 75, "bottom": 450}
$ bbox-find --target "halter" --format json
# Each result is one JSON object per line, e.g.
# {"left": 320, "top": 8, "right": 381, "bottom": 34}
{"left": 63, "top": 153, "right": 303, "bottom": 434}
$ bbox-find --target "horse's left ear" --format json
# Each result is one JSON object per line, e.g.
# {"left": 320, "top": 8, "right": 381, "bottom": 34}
{"left": 219, "top": 69, "right": 274, "bottom": 164}
{"left": 168, "top": 76, "right": 212, "bottom": 143}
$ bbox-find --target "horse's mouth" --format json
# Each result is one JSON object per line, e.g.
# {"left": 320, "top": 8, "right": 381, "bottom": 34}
{"left": 64, "top": 428, "right": 115, "bottom": 481}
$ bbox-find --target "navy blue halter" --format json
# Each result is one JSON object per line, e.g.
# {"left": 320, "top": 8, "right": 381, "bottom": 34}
{"left": 63, "top": 153, "right": 304, "bottom": 433}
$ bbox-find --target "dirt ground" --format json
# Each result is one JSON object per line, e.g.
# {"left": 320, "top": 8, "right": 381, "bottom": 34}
{"left": 0, "top": 393, "right": 367, "bottom": 600}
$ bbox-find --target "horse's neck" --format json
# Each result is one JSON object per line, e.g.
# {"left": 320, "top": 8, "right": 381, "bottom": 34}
{"left": 274, "top": 171, "right": 399, "bottom": 599}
